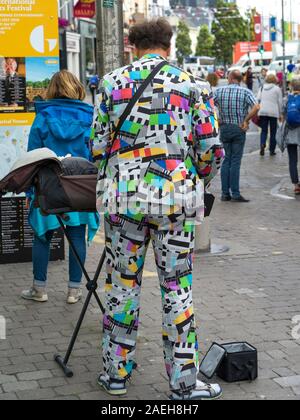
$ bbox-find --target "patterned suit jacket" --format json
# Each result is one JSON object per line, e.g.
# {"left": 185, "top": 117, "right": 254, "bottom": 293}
{"left": 91, "top": 54, "right": 224, "bottom": 218}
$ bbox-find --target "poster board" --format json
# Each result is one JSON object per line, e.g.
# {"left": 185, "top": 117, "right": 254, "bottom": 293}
{"left": 0, "top": 1, "right": 64, "bottom": 264}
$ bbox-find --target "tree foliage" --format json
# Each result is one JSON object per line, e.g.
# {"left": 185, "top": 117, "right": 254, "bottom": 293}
{"left": 176, "top": 21, "right": 192, "bottom": 65}
{"left": 211, "top": 0, "right": 249, "bottom": 65}
{"left": 195, "top": 25, "right": 215, "bottom": 57}
{"left": 245, "top": 7, "right": 258, "bottom": 42}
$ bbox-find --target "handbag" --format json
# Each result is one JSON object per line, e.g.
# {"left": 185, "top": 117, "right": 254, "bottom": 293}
{"left": 276, "top": 121, "right": 288, "bottom": 153}
{"left": 252, "top": 114, "right": 262, "bottom": 128}
{"left": 204, "top": 192, "right": 215, "bottom": 218}
{"left": 199, "top": 342, "right": 258, "bottom": 383}
{"left": 35, "top": 157, "right": 98, "bottom": 215}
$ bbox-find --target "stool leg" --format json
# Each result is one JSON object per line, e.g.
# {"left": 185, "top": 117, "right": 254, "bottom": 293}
{"left": 54, "top": 216, "right": 106, "bottom": 377}
{"left": 55, "top": 289, "right": 94, "bottom": 377}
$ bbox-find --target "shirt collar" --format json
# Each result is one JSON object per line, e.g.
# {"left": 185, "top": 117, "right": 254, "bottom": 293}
{"left": 141, "top": 53, "right": 166, "bottom": 60}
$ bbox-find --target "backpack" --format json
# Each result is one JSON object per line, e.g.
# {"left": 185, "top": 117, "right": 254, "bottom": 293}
{"left": 89, "top": 75, "right": 99, "bottom": 89}
{"left": 287, "top": 94, "right": 300, "bottom": 128}
{"left": 36, "top": 157, "right": 97, "bottom": 215}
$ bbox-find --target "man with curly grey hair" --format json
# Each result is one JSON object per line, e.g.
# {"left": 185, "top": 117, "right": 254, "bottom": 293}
{"left": 91, "top": 18, "right": 224, "bottom": 400}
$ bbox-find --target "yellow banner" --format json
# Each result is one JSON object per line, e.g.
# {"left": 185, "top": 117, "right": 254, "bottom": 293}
{"left": 0, "top": 0, "right": 59, "bottom": 183}
{"left": 0, "top": 113, "right": 35, "bottom": 126}
{"left": 0, "top": 0, "right": 59, "bottom": 57}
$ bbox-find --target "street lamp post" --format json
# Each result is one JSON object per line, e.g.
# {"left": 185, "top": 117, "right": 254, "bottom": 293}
{"left": 96, "top": 0, "right": 124, "bottom": 78}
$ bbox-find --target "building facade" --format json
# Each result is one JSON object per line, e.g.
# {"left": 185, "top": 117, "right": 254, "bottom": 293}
{"left": 57, "top": 1, "right": 173, "bottom": 84}
{"left": 58, "top": 0, "right": 98, "bottom": 84}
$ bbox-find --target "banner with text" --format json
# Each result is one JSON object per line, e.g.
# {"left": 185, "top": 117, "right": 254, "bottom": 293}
{"left": 254, "top": 15, "right": 262, "bottom": 43}
{"left": 0, "top": 0, "right": 63, "bottom": 264}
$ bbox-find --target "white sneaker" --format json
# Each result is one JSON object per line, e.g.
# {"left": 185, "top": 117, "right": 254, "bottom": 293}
{"left": 170, "top": 379, "right": 222, "bottom": 400}
{"left": 21, "top": 286, "right": 48, "bottom": 303}
{"left": 67, "top": 288, "right": 82, "bottom": 305}
{"left": 97, "top": 373, "right": 127, "bottom": 396}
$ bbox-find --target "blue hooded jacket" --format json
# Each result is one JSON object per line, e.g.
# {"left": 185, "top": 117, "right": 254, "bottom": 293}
{"left": 28, "top": 99, "right": 100, "bottom": 241}
{"left": 28, "top": 99, "right": 94, "bottom": 160}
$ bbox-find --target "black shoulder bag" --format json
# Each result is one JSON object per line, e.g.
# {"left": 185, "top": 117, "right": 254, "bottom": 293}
{"left": 99, "top": 60, "right": 166, "bottom": 182}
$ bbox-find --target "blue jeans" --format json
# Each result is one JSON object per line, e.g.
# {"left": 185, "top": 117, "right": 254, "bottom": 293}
{"left": 260, "top": 116, "right": 278, "bottom": 153}
{"left": 33, "top": 225, "right": 87, "bottom": 289}
{"left": 220, "top": 124, "right": 246, "bottom": 199}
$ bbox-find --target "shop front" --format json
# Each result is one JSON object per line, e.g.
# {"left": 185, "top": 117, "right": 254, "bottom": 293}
{"left": 78, "top": 19, "right": 97, "bottom": 86}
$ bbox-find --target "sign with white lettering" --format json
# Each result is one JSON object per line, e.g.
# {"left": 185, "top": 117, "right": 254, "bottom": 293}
{"left": 0, "top": 1, "right": 63, "bottom": 264}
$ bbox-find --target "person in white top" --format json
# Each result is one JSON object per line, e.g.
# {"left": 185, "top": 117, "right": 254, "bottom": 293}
{"left": 257, "top": 74, "right": 283, "bottom": 156}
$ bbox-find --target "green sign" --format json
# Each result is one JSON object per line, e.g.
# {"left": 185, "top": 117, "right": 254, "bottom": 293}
{"left": 103, "top": 0, "right": 115, "bottom": 8}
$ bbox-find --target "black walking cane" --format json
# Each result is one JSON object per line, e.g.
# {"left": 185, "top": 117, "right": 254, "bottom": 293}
{"left": 54, "top": 215, "right": 106, "bottom": 378}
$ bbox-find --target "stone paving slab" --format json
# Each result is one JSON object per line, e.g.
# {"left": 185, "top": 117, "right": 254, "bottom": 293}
{"left": 0, "top": 131, "right": 300, "bottom": 400}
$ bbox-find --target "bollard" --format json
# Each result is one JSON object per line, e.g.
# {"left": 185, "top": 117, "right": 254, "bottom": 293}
{"left": 195, "top": 217, "right": 211, "bottom": 253}
{"left": 195, "top": 217, "right": 230, "bottom": 255}
{"left": 0, "top": 316, "right": 6, "bottom": 340}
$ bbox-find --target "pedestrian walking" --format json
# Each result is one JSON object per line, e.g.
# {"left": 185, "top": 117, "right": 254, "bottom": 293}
{"left": 287, "top": 60, "right": 296, "bottom": 85}
{"left": 257, "top": 74, "right": 283, "bottom": 156}
{"left": 22, "top": 70, "right": 100, "bottom": 304}
{"left": 284, "top": 77, "right": 300, "bottom": 195}
{"left": 88, "top": 74, "right": 100, "bottom": 105}
{"left": 258, "top": 68, "right": 268, "bottom": 89}
{"left": 207, "top": 72, "right": 220, "bottom": 93}
{"left": 276, "top": 63, "right": 284, "bottom": 88}
{"left": 245, "top": 67, "right": 254, "bottom": 91}
{"left": 214, "top": 70, "right": 260, "bottom": 203}
{"left": 91, "top": 18, "right": 224, "bottom": 400}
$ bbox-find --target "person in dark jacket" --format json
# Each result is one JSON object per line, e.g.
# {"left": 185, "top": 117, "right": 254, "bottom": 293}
{"left": 88, "top": 74, "right": 100, "bottom": 105}
{"left": 22, "top": 70, "right": 100, "bottom": 305}
{"left": 245, "top": 67, "right": 254, "bottom": 91}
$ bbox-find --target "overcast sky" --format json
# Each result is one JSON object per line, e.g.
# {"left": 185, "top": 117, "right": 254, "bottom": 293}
{"left": 237, "top": 0, "right": 300, "bottom": 22}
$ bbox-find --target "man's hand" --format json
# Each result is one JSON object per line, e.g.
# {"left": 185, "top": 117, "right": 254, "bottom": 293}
{"left": 241, "top": 104, "right": 260, "bottom": 132}
{"left": 240, "top": 121, "right": 250, "bottom": 132}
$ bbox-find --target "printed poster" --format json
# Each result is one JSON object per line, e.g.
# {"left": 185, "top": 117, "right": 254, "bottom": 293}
{"left": 0, "top": 1, "right": 63, "bottom": 264}
{"left": 0, "top": 0, "right": 59, "bottom": 172}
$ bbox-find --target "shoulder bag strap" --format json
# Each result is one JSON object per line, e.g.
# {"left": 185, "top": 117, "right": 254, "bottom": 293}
{"left": 100, "top": 60, "right": 166, "bottom": 180}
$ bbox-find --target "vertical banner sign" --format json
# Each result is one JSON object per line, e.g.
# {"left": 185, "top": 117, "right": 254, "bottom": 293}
{"left": 263, "top": 16, "right": 270, "bottom": 42}
{"left": 270, "top": 17, "right": 277, "bottom": 42}
{"left": 254, "top": 15, "right": 262, "bottom": 43}
{"left": 284, "top": 21, "right": 290, "bottom": 41}
{"left": 0, "top": 0, "right": 64, "bottom": 264}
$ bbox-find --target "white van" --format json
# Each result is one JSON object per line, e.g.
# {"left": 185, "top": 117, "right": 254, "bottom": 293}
{"left": 183, "top": 56, "right": 215, "bottom": 78}
{"left": 228, "top": 52, "right": 273, "bottom": 75}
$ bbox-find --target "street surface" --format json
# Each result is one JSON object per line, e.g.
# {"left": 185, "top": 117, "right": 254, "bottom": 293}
{"left": 1, "top": 126, "right": 300, "bottom": 400}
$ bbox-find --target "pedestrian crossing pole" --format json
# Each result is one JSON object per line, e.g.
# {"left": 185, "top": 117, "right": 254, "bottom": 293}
{"left": 96, "top": 0, "right": 124, "bottom": 78}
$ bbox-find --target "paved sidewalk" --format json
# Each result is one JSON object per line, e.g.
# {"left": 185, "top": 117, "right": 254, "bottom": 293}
{"left": 0, "top": 131, "right": 300, "bottom": 400}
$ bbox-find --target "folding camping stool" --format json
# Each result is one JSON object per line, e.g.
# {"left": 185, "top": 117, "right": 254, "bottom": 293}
{"left": 54, "top": 215, "right": 106, "bottom": 378}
